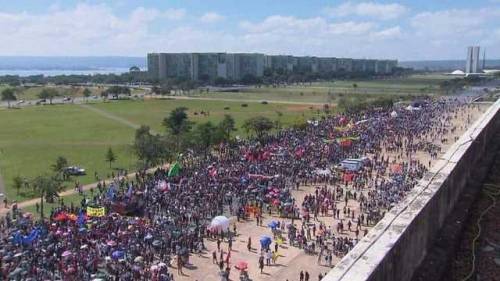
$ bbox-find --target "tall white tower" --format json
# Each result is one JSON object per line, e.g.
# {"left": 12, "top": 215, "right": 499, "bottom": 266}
{"left": 465, "top": 46, "right": 481, "bottom": 74}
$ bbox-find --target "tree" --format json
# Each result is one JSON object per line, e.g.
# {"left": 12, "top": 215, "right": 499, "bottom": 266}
{"left": 106, "top": 147, "right": 117, "bottom": 168}
{"left": 1, "top": 88, "right": 16, "bottom": 108}
{"left": 192, "top": 121, "right": 217, "bottom": 154}
{"left": 83, "top": 88, "right": 92, "bottom": 102}
{"left": 32, "top": 175, "right": 64, "bottom": 218}
{"left": 133, "top": 125, "right": 170, "bottom": 169}
{"left": 12, "top": 176, "right": 23, "bottom": 195}
{"left": 352, "top": 83, "right": 358, "bottom": 89}
{"left": 52, "top": 156, "right": 68, "bottom": 173}
{"left": 242, "top": 116, "right": 275, "bottom": 139}
{"left": 38, "top": 88, "right": 59, "bottom": 104}
{"left": 163, "top": 107, "right": 192, "bottom": 153}
{"left": 217, "top": 114, "right": 236, "bottom": 142}
{"left": 274, "top": 111, "right": 284, "bottom": 130}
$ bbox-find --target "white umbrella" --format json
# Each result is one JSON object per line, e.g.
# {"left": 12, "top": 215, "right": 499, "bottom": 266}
{"left": 210, "top": 216, "right": 230, "bottom": 232}
{"left": 390, "top": 111, "right": 398, "bottom": 118}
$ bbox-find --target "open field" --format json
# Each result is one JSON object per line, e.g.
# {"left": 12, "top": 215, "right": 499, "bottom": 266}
{"left": 90, "top": 99, "right": 321, "bottom": 133}
{"left": 188, "top": 74, "right": 449, "bottom": 103}
{"left": 0, "top": 99, "right": 321, "bottom": 200}
{"left": 0, "top": 104, "right": 137, "bottom": 201}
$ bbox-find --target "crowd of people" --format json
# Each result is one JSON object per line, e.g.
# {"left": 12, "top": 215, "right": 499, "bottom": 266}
{"left": 0, "top": 98, "right": 478, "bottom": 280}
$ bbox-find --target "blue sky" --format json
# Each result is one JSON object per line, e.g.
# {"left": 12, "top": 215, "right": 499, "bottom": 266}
{"left": 0, "top": 0, "right": 499, "bottom": 60}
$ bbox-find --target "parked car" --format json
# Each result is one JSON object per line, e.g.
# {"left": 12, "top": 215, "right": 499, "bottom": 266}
{"left": 63, "top": 166, "right": 86, "bottom": 176}
{"left": 62, "top": 97, "right": 72, "bottom": 102}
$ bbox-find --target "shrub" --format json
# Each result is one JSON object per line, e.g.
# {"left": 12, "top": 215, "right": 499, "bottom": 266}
{"left": 241, "top": 104, "right": 248, "bottom": 107}
{"left": 261, "top": 101, "right": 268, "bottom": 104}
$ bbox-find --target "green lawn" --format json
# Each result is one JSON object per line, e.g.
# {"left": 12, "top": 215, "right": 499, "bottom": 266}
{"left": 188, "top": 75, "right": 448, "bottom": 103}
{"left": 0, "top": 104, "right": 137, "bottom": 201}
{"left": 0, "top": 99, "right": 321, "bottom": 200}
{"left": 90, "top": 99, "right": 321, "bottom": 134}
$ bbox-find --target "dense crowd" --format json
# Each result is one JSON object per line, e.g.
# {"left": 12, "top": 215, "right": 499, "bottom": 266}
{"left": 0, "top": 98, "right": 476, "bottom": 280}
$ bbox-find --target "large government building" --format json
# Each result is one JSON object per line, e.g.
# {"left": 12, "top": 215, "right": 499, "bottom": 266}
{"left": 147, "top": 52, "right": 397, "bottom": 81}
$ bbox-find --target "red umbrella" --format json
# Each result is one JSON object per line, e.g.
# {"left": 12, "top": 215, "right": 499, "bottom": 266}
{"left": 235, "top": 261, "right": 248, "bottom": 271}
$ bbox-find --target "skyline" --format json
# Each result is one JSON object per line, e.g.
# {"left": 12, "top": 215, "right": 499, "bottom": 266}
{"left": 0, "top": 0, "right": 499, "bottom": 60}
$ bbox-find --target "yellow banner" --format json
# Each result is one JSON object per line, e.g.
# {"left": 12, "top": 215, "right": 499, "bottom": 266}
{"left": 87, "top": 206, "right": 105, "bottom": 217}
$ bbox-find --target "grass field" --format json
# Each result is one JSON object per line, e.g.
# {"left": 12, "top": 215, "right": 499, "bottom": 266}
{"left": 0, "top": 105, "right": 137, "bottom": 201}
{"left": 188, "top": 74, "right": 448, "bottom": 103}
{"left": 90, "top": 99, "right": 321, "bottom": 133}
{"left": 0, "top": 99, "right": 321, "bottom": 200}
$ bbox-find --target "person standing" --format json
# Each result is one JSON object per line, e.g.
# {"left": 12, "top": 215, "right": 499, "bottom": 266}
{"left": 259, "top": 255, "right": 264, "bottom": 273}
{"left": 305, "top": 271, "right": 310, "bottom": 281}
{"left": 300, "top": 270, "right": 304, "bottom": 281}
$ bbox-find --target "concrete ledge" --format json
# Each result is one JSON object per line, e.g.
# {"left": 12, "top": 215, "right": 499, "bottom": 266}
{"left": 323, "top": 100, "right": 500, "bottom": 281}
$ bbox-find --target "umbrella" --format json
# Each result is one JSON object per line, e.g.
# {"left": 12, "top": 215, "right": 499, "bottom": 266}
{"left": 152, "top": 240, "right": 161, "bottom": 247}
{"left": 61, "top": 250, "right": 72, "bottom": 257}
{"left": 209, "top": 216, "right": 230, "bottom": 232}
{"left": 260, "top": 235, "right": 272, "bottom": 248}
{"left": 80, "top": 244, "right": 89, "bottom": 250}
{"left": 158, "top": 262, "right": 167, "bottom": 268}
{"left": 234, "top": 261, "right": 248, "bottom": 271}
{"left": 111, "top": 250, "right": 124, "bottom": 260}
{"left": 267, "top": 221, "right": 279, "bottom": 229}
{"left": 134, "top": 256, "right": 144, "bottom": 263}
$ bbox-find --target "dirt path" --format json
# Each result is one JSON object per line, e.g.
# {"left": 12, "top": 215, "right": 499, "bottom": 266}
{"left": 78, "top": 103, "right": 158, "bottom": 134}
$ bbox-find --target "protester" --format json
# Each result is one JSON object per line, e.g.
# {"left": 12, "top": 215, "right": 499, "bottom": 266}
{"left": 0, "top": 98, "right": 478, "bottom": 280}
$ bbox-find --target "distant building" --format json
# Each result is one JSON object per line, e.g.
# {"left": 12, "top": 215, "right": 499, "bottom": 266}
{"left": 465, "top": 46, "right": 481, "bottom": 74}
{"left": 147, "top": 52, "right": 397, "bottom": 81}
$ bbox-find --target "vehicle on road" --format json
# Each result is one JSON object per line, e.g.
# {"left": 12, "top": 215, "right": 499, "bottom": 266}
{"left": 63, "top": 166, "right": 86, "bottom": 176}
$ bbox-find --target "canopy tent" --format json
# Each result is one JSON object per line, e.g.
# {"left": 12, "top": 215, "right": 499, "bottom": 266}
{"left": 209, "top": 216, "right": 230, "bottom": 232}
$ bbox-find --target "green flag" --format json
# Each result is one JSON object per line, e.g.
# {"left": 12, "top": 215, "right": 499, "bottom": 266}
{"left": 168, "top": 162, "right": 181, "bottom": 177}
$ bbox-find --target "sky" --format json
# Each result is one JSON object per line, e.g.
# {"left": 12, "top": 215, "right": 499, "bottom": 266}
{"left": 0, "top": 0, "right": 499, "bottom": 60}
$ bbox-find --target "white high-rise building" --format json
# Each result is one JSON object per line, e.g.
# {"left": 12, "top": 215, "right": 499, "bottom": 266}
{"left": 465, "top": 46, "right": 481, "bottom": 74}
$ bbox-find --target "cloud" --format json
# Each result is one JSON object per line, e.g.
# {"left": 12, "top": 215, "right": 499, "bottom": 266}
{"left": 369, "top": 26, "right": 401, "bottom": 40}
{"left": 0, "top": 4, "right": 186, "bottom": 56}
{"left": 325, "top": 2, "right": 408, "bottom": 20}
{"left": 200, "top": 12, "right": 224, "bottom": 23}
{"left": 240, "top": 16, "right": 374, "bottom": 35}
{"left": 0, "top": 3, "right": 498, "bottom": 60}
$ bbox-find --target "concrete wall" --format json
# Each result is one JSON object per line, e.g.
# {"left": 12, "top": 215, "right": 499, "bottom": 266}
{"left": 324, "top": 99, "right": 500, "bottom": 281}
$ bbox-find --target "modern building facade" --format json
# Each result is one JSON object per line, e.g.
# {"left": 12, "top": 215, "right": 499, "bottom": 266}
{"left": 466, "top": 46, "right": 481, "bottom": 74}
{"left": 147, "top": 52, "right": 397, "bottom": 81}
